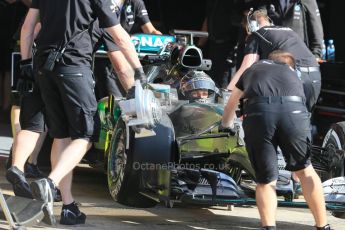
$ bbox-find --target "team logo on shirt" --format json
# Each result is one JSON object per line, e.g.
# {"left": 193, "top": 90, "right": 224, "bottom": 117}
{"left": 110, "top": 0, "right": 117, "bottom": 13}
{"left": 294, "top": 5, "right": 301, "bottom": 12}
{"left": 126, "top": 5, "right": 132, "bottom": 13}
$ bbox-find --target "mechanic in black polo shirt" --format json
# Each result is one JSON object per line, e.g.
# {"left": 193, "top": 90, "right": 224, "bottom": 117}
{"left": 94, "top": 0, "right": 161, "bottom": 99}
{"left": 221, "top": 50, "right": 330, "bottom": 230}
{"left": 6, "top": 19, "right": 138, "bottom": 203}
{"left": 258, "top": 0, "right": 324, "bottom": 60}
{"left": 227, "top": 9, "right": 321, "bottom": 112}
{"left": 9, "top": 0, "right": 147, "bottom": 225}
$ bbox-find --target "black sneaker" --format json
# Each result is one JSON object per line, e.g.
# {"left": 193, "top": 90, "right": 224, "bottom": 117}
{"left": 6, "top": 166, "right": 33, "bottom": 198}
{"left": 60, "top": 202, "right": 86, "bottom": 225}
{"left": 25, "top": 162, "right": 45, "bottom": 178}
{"left": 316, "top": 224, "right": 333, "bottom": 230}
{"left": 30, "top": 178, "right": 56, "bottom": 225}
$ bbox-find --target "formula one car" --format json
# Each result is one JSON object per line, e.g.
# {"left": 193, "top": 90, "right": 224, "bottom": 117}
{"left": 90, "top": 30, "right": 345, "bottom": 218}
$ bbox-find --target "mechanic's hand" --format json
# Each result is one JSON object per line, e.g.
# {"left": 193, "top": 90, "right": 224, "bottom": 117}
{"left": 19, "top": 58, "right": 34, "bottom": 81}
{"left": 131, "top": 124, "right": 154, "bottom": 133}
{"left": 134, "top": 67, "right": 147, "bottom": 85}
{"left": 126, "top": 86, "right": 136, "bottom": 99}
{"left": 131, "top": 125, "right": 141, "bottom": 134}
{"left": 218, "top": 123, "right": 238, "bottom": 136}
{"left": 16, "top": 58, "right": 34, "bottom": 94}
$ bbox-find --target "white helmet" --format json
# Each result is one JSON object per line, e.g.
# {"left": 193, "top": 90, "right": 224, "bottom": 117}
{"left": 180, "top": 71, "right": 218, "bottom": 103}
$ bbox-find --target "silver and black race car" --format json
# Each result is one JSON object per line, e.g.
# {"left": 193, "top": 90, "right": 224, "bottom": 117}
{"left": 90, "top": 31, "right": 345, "bottom": 218}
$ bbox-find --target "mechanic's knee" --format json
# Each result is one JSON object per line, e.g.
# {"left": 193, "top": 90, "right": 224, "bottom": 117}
{"left": 257, "top": 179, "right": 277, "bottom": 187}
{"left": 294, "top": 164, "right": 316, "bottom": 178}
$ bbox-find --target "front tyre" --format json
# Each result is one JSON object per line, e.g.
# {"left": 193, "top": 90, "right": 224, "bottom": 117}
{"left": 107, "top": 120, "right": 157, "bottom": 208}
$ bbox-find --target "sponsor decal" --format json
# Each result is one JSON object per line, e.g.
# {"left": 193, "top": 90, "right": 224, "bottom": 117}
{"left": 294, "top": 5, "right": 301, "bottom": 12}
{"left": 131, "top": 34, "right": 176, "bottom": 53}
{"left": 110, "top": 0, "right": 117, "bottom": 13}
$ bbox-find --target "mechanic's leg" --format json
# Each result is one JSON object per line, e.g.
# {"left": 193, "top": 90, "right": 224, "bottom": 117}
{"left": 10, "top": 105, "right": 21, "bottom": 137}
{"left": 108, "top": 51, "right": 134, "bottom": 91}
{"left": 48, "top": 138, "right": 91, "bottom": 188}
{"left": 27, "top": 131, "right": 48, "bottom": 165}
{"left": 49, "top": 137, "right": 74, "bottom": 204}
{"left": 295, "top": 165, "right": 327, "bottom": 228}
{"left": 59, "top": 172, "right": 74, "bottom": 204}
{"left": 256, "top": 180, "right": 277, "bottom": 227}
{"left": 12, "top": 130, "right": 40, "bottom": 172}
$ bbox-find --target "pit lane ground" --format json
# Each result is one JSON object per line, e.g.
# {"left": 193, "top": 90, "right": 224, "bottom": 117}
{"left": 1, "top": 120, "right": 344, "bottom": 229}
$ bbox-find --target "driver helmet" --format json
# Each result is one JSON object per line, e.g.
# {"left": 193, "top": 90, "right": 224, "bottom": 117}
{"left": 180, "top": 70, "right": 217, "bottom": 103}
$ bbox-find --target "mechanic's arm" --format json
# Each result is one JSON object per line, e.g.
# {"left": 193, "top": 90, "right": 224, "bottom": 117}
{"left": 20, "top": 8, "right": 39, "bottom": 59}
{"left": 304, "top": 0, "right": 324, "bottom": 60}
{"left": 107, "top": 51, "right": 135, "bottom": 91}
{"left": 222, "top": 87, "right": 243, "bottom": 127}
{"left": 105, "top": 25, "right": 142, "bottom": 69}
{"left": 227, "top": 53, "right": 259, "bottom": 90}
{"left": 141, "top": 22, "right": 162, "bottom": 35}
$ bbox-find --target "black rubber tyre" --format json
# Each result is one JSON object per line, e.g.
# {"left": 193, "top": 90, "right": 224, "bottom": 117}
{"left": 321, "top": 122, "right": 345, "bottom": 219}
{"left": 107, "top": 120, "right": 157, "bottom": 208}
{"left": 320, "top": 122, "right": 345, "bottom": 181}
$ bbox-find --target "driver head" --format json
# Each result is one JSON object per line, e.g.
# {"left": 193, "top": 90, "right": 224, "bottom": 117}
{"left": 180, "top": 70, "right": 217, "bottom": 103}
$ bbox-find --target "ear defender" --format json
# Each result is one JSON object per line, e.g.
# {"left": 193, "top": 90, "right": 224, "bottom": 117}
{"left": 246, "top": 8, "right": 274, "bottom": 33}
{"left": 247, "top": 8, "right": 259, "bottom": 33}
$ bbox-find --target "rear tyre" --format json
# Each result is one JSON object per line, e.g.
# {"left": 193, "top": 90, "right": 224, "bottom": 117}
{"left": 320, "top": 122, "right": 345, "bottom": 180}
{"left": 321, "top": 122, "right": 345, "bottom": 219}
{"left": 107, "top": 120, "right": 157, "bottom": 208}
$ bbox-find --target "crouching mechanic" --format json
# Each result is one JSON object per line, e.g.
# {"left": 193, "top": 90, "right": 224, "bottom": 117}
{"left": 221, "top": 50, "right": 331, "bottom": 230}
{"left": 14, "top": 0, "right": 147, "bottom": 226}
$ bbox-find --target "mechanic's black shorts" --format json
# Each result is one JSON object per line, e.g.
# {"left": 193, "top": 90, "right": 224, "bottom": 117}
{"left": 242, "top": 101, "right": 312, "bottom": 184}
{"left": 19, "top": 86, "right": 45, "bottom": 133}
{"left": 11, "top": 91, "right": 21, "bottom": 106}
{"left": 36, "top": 67, "right": 100, "bottom": 141}
{"left": 299, "top": 70, "right": 321, "bottom": 111}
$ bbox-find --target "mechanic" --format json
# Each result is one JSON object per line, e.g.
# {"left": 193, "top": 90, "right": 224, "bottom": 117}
{"left": 227, "top": 9, "right": 321, "bottom": 112}
{"left": 7, "top": 20, "right": 47, "bottom": 180}
{"left": 94, "top": 0, "right": 161, "bottom": 99}
{"left": 221, "top": 50, "right": 331, "bottom": 230}
{"left": 198, "top": 0, "right": 239, "bottom": 88}
{"left": 10, "top": 0, "right": 146, "bottom": 226}
{"left": 257, "top": 0, "right": 324, "bottom": 60}
{"left": 6, "top": 19, "right": 135, "bottom": 202}
{"left": 3, "top": 0, "right": 45, "bottom": 177}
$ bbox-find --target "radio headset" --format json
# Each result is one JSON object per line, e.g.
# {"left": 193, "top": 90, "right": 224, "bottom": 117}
{"left": 246, "top": 8, "right": 274, "bottom": 47}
